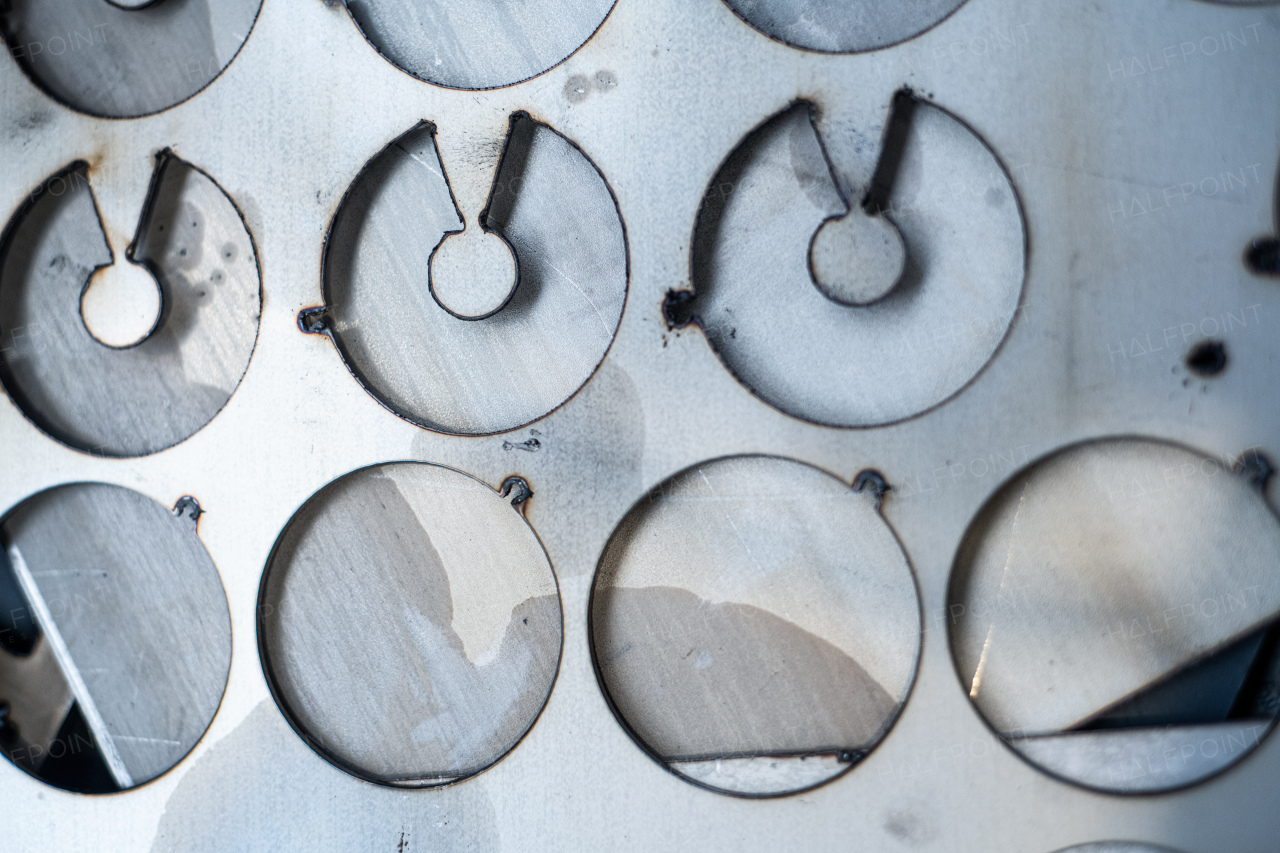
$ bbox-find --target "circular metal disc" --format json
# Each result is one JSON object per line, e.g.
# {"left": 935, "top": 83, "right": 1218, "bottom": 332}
{"left": 344, "top": 0, "right": 616, "bottom": 90}
{"left": 949, "top": 438, "right": 1280, "bottom": 793}
{"left": 721, "top": 0, "right": 968, "bottom": 54}
{"left": 323, "top": 117, "right": 627, "bottom": 436}
{"left": 1, "top": 0, "right": 261, "bottom": 118}
{"left": 258, "top": 462, "right": 562, "bottom": 787}
{"left": 591, "top": 455, "right": 920, "bottom": 796}
{"left": 0, "top": 483, "right": 231, "bottom": 793}
{"left": 690, "top": 99, "right": 1024, "bottom": 427}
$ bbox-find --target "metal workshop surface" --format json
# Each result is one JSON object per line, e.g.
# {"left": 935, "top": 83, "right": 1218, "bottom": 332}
{"left": 1, "top": 0, "right": 1279, "bottom": 850}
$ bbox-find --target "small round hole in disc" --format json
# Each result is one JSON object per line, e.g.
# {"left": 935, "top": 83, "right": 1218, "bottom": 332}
{"left": 80, "top": 261, "right": 162, "bottom": 348}
{"left": 429, "top": 230, "right": 518, "bottom": 320}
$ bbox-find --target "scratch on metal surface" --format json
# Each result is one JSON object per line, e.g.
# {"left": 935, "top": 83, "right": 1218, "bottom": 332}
{"left": 969, "top": 481, "right": 1030, "bottom": 700}
{"left": 547, "top": 260, "right": 612, "bottom": 337}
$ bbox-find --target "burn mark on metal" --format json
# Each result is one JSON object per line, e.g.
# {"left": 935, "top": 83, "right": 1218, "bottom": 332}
{"left": 172, "top": 496, "right": 203, "bottom": 526}
{"left": 662, "top": 289, "right": 698, "bottom": 329}
{"left": 297, "top": 306, "right": 330, "bottom": 335}
{"left": 1234, "top": 449, "right": 1275, "bottom": 494}
{"left": 1246, "top": 237, "right": 1280, "bottom": 276}
{"left": 500, "top": 476, "right": 533, "bottom": 511}
{"left": 854, "top": 469, "right": 891, "bottom": 509}
{"left": 502, "top": 435, "right": 542, "bottom": 452}
{"left": 1185, "top": 339, "right": 1227, "bottom": 377}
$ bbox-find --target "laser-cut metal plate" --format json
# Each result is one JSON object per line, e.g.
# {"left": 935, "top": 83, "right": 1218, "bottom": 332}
{"left": 0, "top": 483, "right": 231, "bottom": 793}
{"left": 342, "top": 0, "right": 616, "bottom": 90}
{"left": 319, "top": 116, "right": 627, "bottom": 436}
{"left": 2, "top": 0, "right": 1280, "bottom": 850}
{"left": 683, "top": 96, "right": 1025, "bottom": 427}
{"left": 949, "top": 437, "right": 1280, "bottom": 793}
{"left": 721, "top": 0, "right": 968, "bottom": 53}
{"left": 258, "top": 462, "right": 560, "bottom": 787}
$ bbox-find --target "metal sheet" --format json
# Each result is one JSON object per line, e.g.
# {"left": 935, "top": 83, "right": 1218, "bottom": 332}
{"left": 721, "top": 0, "right": 968, "bottom": 53}
{"left": 321, "top": 116, "right": 627, "bottom": 435}
{"left": 951, "top": 439, "right": 1280, "bottom": 736}
{"left": 0, "top": 155, "right": 261, "bottom": 457}
{"left": 1013, "top": 721, "right": 1274, "bottom": 794}
{"left": 2, "top": 0, "right": 1280, "bottom": 848}
{"left": 686, "top": 96, "right": 1024, "bottom": 426}
{"left": 343, "top": 0, "right": 616, "bottom": 90}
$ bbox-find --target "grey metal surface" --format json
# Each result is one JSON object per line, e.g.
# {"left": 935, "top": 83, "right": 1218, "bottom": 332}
{"left": 592, "top": 455, "right": 919, "bottom": 795}
{"left": 1013, "top": 721, "right": 1271, "bottom": 794}
{"left": 1, "top": 0, "right": 1280, "bottom": 849}
{"left": 343, "top": 0, "right": 616, "bottom": 90}
{"left": 322, "top": 115, "right": 627, "bottom": 435}
{"left": 0, "top": 0, "right": 261, "bottom": 118}
{"left": 0, "top": 154, "right": 261, "bottom": 457}
{"left": 258, "top": 462, "right": 561, "bottom": 786}
{"left": 0, "top": 483, "right": 232, "bottom": 789}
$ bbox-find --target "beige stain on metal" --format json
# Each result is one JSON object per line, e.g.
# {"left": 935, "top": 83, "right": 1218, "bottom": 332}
{"left": 0, "top": 0, "right": 1278, "bottom": 849}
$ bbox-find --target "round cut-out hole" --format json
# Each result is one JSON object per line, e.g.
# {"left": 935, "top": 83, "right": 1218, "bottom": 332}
{"left": 591, "top": 455, "right": 920, "bottom": 797}
{"left": 258, "top": 462, "right": 562, "bottom": 787}
{"left": 0, "top": 483, "right": 231, "bottom": 794}
{"left": 80, "top": 261, "right": 162, "bottom": 348}
{"left": 429, "top": 229, "right": 519, "bottom": 320}
{"left": 949, "top": 438, "right": 1280, "bottom": 794}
